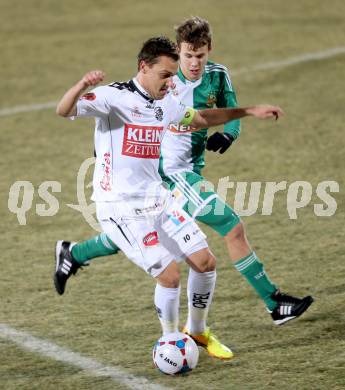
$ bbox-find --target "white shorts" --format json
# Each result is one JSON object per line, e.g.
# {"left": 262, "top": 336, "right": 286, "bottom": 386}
{"left": 96, "top": 195, "right": 208, "bottom": 277}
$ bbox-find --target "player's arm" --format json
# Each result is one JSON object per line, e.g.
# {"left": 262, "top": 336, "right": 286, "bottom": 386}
{"left": 56, "top": 70, "right": 105, "bottom": 117}
{"left": 207, "top": 71, "right": 240, "bottom": 153}
{"left": 188, "top": 105, "right": 284, "bottom": 129}
{"left": 218, "top": 70, "right": 241, "bottom": 140}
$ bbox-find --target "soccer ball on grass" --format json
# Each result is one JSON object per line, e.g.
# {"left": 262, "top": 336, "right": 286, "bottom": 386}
{"left": 152, "top": 332, "right": 199, "bottom": 375}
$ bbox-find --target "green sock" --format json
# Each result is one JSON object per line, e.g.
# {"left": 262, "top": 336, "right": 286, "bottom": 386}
{"left": 234, "top": 252, "right": 277, "bottom": 311}
{"left": 71, "top": 233, "right": 119, "bottom": 264}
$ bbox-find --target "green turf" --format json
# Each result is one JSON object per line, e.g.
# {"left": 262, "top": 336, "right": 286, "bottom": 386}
{"left": 1, "top": 0, "right": 345, "bottom": 389}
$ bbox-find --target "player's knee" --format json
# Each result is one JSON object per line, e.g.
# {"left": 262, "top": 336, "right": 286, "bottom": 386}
{"left": 156, "top": 262, "right": 181, "bottom": 288}
{"left": 160, "top": 272, "right": 180, "bottom": 288}
{"left": 189, "top": 249, "right": 216, "bottom": 273}
{"left": 203, "top": 251, "right": 216, "bottom": 272}
{"left": 226, "top": 220, "right": 247, "bottom": 243}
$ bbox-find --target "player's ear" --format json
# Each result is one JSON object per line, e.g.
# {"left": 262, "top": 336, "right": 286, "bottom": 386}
{"left": 139, "top": 60, "right": 147, "bottom": 73}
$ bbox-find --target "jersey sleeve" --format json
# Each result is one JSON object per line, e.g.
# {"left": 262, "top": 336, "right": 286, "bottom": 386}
{"left": 76, "top": 86, "right": 112, "bottom": 118}
{"left": 216, "top": 68, "right": 241, "bottom": 140}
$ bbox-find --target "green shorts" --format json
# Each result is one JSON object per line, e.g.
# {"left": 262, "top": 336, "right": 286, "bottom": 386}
{"left": 164, "top": 171, "right": 240, "bottom": 236}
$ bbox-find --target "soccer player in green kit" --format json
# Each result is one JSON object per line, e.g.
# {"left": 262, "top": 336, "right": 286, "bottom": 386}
{"left": 54, "top": 18, "right": 313, "bottom": 357}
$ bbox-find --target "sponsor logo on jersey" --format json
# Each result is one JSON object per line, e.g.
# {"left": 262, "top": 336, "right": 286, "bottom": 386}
{"left": 100, "top": 152, "right": 112, "bottom": 191}
{"left": 122, "top": 124, "right": 163, "bottom": 159}
{"left": 168, "top": 210, "right": 186, "bottom": 226}
{"left": 80, "top": 92, "right": 96, "bottom": 101}
{"left": 134, "top": 202, "right": 163, "bottom": 215}
{"left": 145, "top": 101, "right": 155, "bottom": 109}
{"left": 143, "top": 231, "right": 159, "bottom": 246}
{"left": 154, "top": 106, "right": 164, "bottom": 121}
{"left": 167, "top": 122, "right": 193, "bottom": 133}
{"left": 131, "top": 106, "right": 142, "bottom": 118}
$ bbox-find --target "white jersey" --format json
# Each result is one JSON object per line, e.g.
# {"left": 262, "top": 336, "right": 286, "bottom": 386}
{"left": 75, "top": 78, "right": 190, "bottom": 203}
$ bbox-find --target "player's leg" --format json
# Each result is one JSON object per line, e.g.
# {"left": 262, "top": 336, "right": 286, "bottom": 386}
{"left": 96, "top": 201, "right": 183, "bottom": 336}
{"left": 71, "top": 233, "right": 120, "bottom": 264}
{"left": 224, "top": 221, "right": 313, "bottom": 325}
{"left": 54, "top": 233, "right": 119, "bottom": 295}
{"left": 170, "top": 171, "right": 313, "bottom": 325}
{"left": 183, "top": 247, "right": 233, "bottom": 360}
{"left": 196, "top": 188, "right": 314, "bottom": 325}
{"left": 223, "top": 221, "right": 277, "bottom": 308}
{"left": 197, "top": 195, "right": 313, "bottom": 325}
{"left": 155, "top": 261, "right": 181, "bottom": 335}
{"left": 159, "top": 198, "right": 233, "bottom": 359}
{"left": 185, "top": 247, "right": 216, "bottom": 335}
{"left": 169, "top": 171, "right": 277, "bottom": 308}
{"left": 168, "top": 171, "right": 226, "bottom": 333}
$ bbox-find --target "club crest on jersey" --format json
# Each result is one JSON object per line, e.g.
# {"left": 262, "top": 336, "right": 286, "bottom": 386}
{"left": 206, "top": 92, "right": 217, "bottom": 107}
{"left": 154, "top": 106, "right": 163, "bottom": 121}
{"left": 171, "top": 188, "right": 187, "bottom": 206}
{"left": 143, "top": 231, "right": 159, "bottom": 246}
{"left": 81, "top": 92, "right": 96, "bottom": 101}
{"left": 122, "top": 124, "right": 163, "bottom": 159}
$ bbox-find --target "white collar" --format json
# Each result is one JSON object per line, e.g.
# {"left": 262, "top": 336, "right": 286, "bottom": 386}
{"left": 133, "top": 77, "right": 152, "bottom": 99}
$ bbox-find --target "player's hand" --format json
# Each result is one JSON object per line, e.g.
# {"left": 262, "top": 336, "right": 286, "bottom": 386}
{"left": 206, "top": 132, "right": 234, "bottom": 154}
{"left": 247, "top": 105, "right": 284, "bottom": 120}
{"left": 80, "top": 70, "right": 105, "bottom": 88}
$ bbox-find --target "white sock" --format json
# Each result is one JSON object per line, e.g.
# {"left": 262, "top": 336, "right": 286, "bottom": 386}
{"left": 186, "top": 268, "right": 216, "bottom": 334}
{"left": 154, "top": 284, "right": 180, "bottom": 335}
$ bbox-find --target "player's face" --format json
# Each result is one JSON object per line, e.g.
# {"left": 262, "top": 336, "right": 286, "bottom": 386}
{"left": 141, "top": 56, "right": 178, "bottom": 100}
{"left": 178, "top": 42, "right": 210, "bottom": 81}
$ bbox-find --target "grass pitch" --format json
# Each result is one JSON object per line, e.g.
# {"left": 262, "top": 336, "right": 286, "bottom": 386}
{"left": 1, "top": 1, "right": 345, "bottom": 389}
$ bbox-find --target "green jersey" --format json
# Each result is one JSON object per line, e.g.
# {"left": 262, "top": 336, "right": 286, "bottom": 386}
{"left": 159, "top": 61, "right": 240, "bottom": 177}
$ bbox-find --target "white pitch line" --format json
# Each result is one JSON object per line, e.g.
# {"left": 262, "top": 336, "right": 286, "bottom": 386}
{"left": 0, "top": 46, "right": 344, "bottom": 118}
{"left": 0, "top": 101, "right": 57, "bottom": 117}
{"left": 231, "top": 46, "right": 345, "bottom": 75}
{"left": 0, "top": 323, "right": 171, "bottom": 390}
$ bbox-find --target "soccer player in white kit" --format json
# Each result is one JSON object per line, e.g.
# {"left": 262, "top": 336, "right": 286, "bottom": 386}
{"left": 56, "top": 36, "right": 283, "bottom": 359}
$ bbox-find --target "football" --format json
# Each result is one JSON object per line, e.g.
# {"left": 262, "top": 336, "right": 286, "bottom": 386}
{"left": 152, "top": 332, "right": 199, "bottom": 375}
